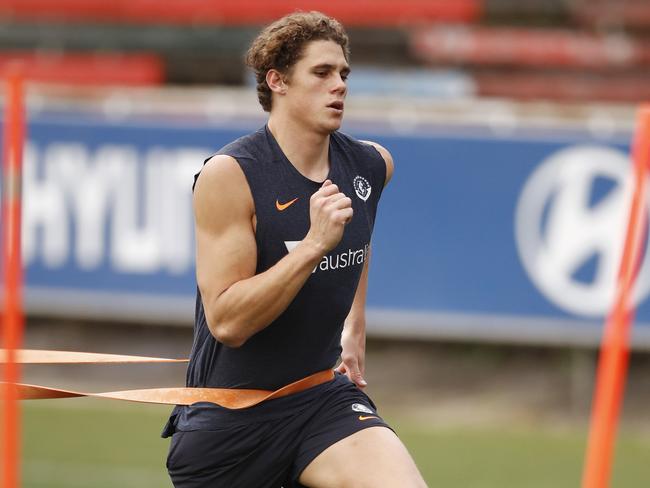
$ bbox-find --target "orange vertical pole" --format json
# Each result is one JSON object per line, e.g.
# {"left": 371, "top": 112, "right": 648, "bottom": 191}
{"left": 581, "top": 105, "right": 650, "bottom": 488}
{"left": 1, "top": 67, "right": 25, "bottom": 488}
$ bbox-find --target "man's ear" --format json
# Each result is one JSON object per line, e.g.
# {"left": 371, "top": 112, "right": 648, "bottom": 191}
{"left": 266, "top": 69, "right": 287, "bottom": 95}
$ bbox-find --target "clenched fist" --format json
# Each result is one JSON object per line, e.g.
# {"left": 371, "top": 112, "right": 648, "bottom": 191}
{"left": 304, "top": 180, "right": 353, "bottom": 254}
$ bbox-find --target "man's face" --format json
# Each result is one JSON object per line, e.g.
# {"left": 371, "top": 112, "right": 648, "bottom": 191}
{"left": 281, "top": 40, "right": 350, "bottom": 134}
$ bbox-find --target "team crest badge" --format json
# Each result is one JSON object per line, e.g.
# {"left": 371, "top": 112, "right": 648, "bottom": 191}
{"left": 353, "top": 176, "right": 371, "bottom": 201}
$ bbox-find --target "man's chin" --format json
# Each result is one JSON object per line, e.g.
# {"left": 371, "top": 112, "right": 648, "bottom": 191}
{"left": 322, "top": 119, "right": 342, "bottom": 134}
{"left": 305, "top": 116, "right": 342, "bottom": 135}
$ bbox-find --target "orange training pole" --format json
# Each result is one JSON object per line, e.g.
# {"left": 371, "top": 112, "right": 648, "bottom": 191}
{"left": 581, "top": 105, "right": 650, "bottom": 488}
{"left": 1, "top": 66, "right": 25, "bottom": 488}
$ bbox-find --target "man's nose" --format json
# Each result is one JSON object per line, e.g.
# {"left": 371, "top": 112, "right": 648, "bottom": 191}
{"left": 332, "top": 75, "right": 346, "bottom": 93}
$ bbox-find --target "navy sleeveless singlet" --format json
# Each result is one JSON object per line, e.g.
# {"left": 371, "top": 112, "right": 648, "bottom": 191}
{"left": 185, "top": 125, "right": 386, "bottom": 390}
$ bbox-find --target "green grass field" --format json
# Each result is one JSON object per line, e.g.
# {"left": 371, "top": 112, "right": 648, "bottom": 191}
{"left": 19, "top": 400, "right": 650, "bottom": 487}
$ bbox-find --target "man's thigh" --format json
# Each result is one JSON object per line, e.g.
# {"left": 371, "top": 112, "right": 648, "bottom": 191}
{"left": 298, "top": 426, "right": 427, "bottom": 488}
{"left": 167, "top": 426, "right": 291, "bottom": 488}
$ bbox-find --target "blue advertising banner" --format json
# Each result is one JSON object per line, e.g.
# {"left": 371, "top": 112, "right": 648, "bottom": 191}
{"left": 4, "top": 110, "right": 649, "bottom": 348}
{"left": 357, "top": 125, "right": 650, "bottom": 347}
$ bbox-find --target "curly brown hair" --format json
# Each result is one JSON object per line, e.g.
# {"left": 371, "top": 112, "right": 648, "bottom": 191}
{"left": 245, "top": 11, "right": 350, "bottom": 112}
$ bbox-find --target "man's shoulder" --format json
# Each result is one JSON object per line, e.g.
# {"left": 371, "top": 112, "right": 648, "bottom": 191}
{"left": 333, "top": 131, "right": 390, "bottom": 166}
{"left": 193, "top": 155, "right": 253, "bottom": 216}
{"left": 333, "top": 131, "right": 385, "bottom": 158}
{"left": 333, "top": 131, "right": 393, "bottom": 187}
{"left": 332, "top": 129, "right": 365, "bottom": 148}
{"left": 215, "top": 126, "right": 268, "bottom": 161}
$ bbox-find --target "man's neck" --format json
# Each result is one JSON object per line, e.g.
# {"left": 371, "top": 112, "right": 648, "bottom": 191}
{"left": 268, "top": 115, "right": 331, "bottom": 182}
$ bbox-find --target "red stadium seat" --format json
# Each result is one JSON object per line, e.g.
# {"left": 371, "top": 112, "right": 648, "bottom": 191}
{"left": 0, "top": 0, "right": 481, "bottom": 26}
{"left": 0, "top": 52, "right": 164, "bottom": 86}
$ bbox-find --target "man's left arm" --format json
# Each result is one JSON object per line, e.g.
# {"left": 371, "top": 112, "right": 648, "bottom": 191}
{"left": 336, "top": 252, "right": 370, "bottom": 388}
{"left": 336, "top": 141, "right": 394, "bottom": 388}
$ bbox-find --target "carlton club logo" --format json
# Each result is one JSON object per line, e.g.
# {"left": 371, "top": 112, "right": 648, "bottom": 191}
{"left": 514, "top": 144, "right": 650, "bottom": 317}
{"left": 353, "top": 175, "right": 371, "bottom": 201}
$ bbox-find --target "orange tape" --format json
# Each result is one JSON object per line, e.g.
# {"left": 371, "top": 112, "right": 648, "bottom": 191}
{"left": 1, "top": 369, "right": 334, "bottom": 408}
{"left": 0, "top": 349, "right": 188, "bottom": 364}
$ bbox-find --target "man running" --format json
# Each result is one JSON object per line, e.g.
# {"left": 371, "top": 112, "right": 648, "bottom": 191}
{"left": 163, "top": 11, "right": 427, "bottom": 488}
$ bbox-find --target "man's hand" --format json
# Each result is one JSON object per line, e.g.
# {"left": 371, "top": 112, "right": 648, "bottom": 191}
{"left": 304, "top": 180, "right": 353, "bottom": 254}
{"left": 336, "top": 326, "right": 367, "bottom": 388}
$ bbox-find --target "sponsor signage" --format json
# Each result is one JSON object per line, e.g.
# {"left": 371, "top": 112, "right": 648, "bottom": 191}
{"left": 361, "top": 127, "right": 650, "bottom": 347}
{"left": 3, "top": 111, "right": 649, "bottom": 347}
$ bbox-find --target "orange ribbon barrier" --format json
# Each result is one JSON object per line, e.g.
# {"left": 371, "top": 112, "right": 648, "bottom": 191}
{"left": 0, "top": 369, "right": 334, "bottom": 408}
{"left": 0, "top": 349, "right": 188, "bottom": 364}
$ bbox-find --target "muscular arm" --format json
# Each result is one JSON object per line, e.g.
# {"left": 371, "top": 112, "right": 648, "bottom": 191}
{"left": 195, "top": 155, "right": 352, "bottom": 347}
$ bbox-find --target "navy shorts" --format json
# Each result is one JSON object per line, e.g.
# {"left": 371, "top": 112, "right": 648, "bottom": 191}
{"left": 162, "top": 373, "right": 391, "bottom": 488}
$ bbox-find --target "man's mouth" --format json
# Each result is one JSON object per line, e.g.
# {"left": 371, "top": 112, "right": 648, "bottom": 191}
{"left": 328, "top": 101, "right": 344, "bottom": 111}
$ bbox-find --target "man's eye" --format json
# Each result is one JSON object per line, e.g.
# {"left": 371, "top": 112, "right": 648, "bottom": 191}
{"left": 315, "top": 72, "right": 327, "bottom": 77}
{"left": 341, "top": 74, "right": 349, "bottom": 81}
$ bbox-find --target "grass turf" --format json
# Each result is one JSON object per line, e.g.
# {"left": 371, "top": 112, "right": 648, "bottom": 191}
{"left": 19, "top": 400, "right": 650, "bottom": 487}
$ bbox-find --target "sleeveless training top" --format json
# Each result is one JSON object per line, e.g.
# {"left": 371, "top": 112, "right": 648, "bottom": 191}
{"left": 185, "top": 125, "right": 386, "bottom": 390}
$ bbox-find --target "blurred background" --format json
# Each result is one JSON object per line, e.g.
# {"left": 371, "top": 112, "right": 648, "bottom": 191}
{"left": 1, "top": 0, "right": 650, "bottom": 486}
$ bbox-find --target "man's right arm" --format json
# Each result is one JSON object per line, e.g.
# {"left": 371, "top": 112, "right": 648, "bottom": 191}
{"left": 194, "top": 155, "right": 352, "bottom": 347}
